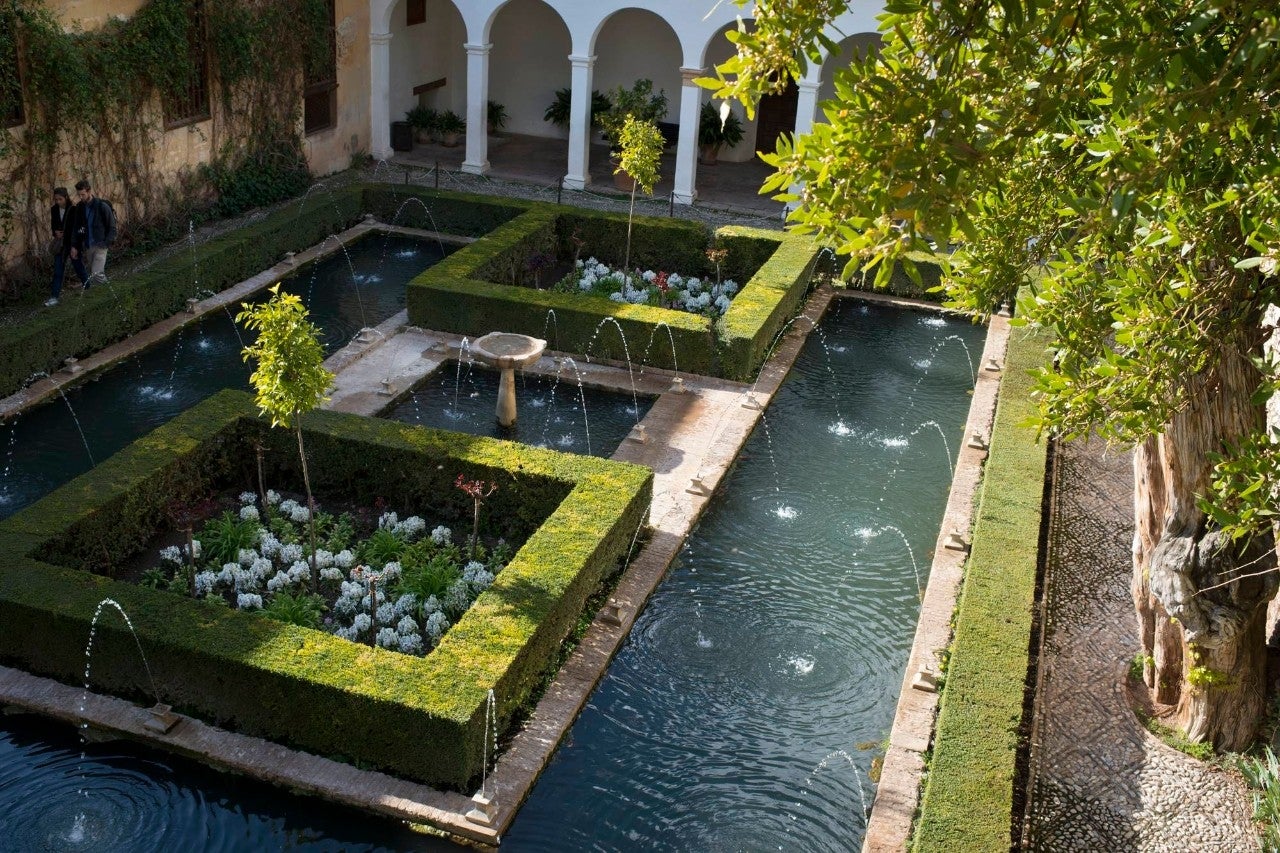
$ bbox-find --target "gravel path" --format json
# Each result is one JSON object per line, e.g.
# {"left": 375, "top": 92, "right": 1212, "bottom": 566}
{"left": 1024, "top": 438, "right": 1259, "bottom": 852}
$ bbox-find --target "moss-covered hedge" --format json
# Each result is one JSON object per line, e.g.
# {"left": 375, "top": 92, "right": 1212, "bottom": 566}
{"left": 407, "top": 206, "right": 822, "bottom": 379}
{"left": 912, "top": 321, "right": 1050, "bottom": 851}
{"left": 715, "top": 227, "right": 821, "bottom": 382}
{"left": 0, "top": 390, "right": 652, "bottom": 790}
{"left": 361, "top": 185, "right": 532, "bottom": 237}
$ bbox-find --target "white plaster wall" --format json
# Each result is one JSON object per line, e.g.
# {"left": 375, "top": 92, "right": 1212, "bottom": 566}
{"left": 818, "top": 32, "right": 881, "bottom": 114}
{"left": 490, "top": 0, "right": 572, "bottom": 138}
{"left": 592, "top": 9, "right": 681, "bottom": 124}
{"left": 389, "top": 0, "right": 465, "bottom": 124}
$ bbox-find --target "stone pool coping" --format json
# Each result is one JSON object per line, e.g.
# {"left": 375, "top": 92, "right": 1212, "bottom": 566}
{"left": 0, "top": 222, "right": 471, "bottom": 423}
{"left": 0, "top": 281, "right": 998, "bottom": 849}
{"left": 862, "top": 303, "right": 1011, "bottom": 853}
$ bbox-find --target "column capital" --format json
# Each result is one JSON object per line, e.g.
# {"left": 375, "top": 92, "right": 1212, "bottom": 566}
{"left": 464, "top": 42, "right": 493, "bottom": 56}
{"left": 680, "top": 67, "right": 707, "bottom": 85}
{"left": 568, "top": 54, "right": 596, "bottom": 67}
{"left": 370, "top": 31, "right": 393, "bottom": 46}
{"left": 797, "top": 79, "right": 822, "bottom": 93}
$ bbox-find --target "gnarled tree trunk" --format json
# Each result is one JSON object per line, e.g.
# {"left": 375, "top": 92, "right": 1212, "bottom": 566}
{"left": 1132, "top": 343, "right": 1278, "bottom": 751}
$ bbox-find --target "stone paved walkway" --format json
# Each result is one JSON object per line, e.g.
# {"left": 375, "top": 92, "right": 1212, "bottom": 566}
{"left": 1025, "top": 438, "right": 1258, "bottom": 852}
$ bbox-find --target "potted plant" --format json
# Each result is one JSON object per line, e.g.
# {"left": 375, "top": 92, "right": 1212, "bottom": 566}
{"left": 438, "top": 110, "right": 465, "bottom": 147}
{"left": 406, "top": 105, "right": 439, "bottom": 144}
{"left": 698, "top": 101, "right": 745, "bottom": 165}
{"left": 601, "top": 80, "right": 668, "bottom": 189}
{"left": 487, "top": 100, "right": 508, "bottom": 136}
{"left": 543, "top": 88, "right": 613, "bottom": 133}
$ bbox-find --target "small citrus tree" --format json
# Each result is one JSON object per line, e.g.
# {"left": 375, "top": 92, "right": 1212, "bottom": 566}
{"left": 237, "top": 284, "right": 333, "bottom": 587}
{"left": 615, "top": 115, "right": 664, "bottom": 274}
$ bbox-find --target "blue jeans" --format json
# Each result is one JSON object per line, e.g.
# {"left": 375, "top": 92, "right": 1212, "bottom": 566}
{"left": 51, "top": 251, "right": 88, "bottom": 298}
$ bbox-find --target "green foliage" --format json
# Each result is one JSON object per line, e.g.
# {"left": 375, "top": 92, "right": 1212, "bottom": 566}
{"left": 140, "top": 567, "right": 171, "bottom": 589}
{"left": 437, "top": 110, "right": 465, "bottom": 135}
{"left": 200, "top": 511, "right": 260, "bottom": 566}
{"left": 397, "top": 551, "right": 462, "bottom": 601}
{"left": 704, "top": 0, "right": 1280, "bottom": 540}
{"left": 237, "top": 285, "right": 333, "bottom": 430}
{"left": 1187, "top": 665, "right": 1232, "bottom": 690}
{"left": 616, "top": 117, "right": 663, "bottom": 196}
{"left": 913, "top": 320, "right": 1049, "bottom": 852}
{"left": 0, "top": 389, "right": 651, "bottom": 788}
{"left": 1139, "top": 711, "right": 1216, "bottom": 761}
{"left": 698, "top": 101, "right": 745, "bottom": 149}
{"left": 486, "top": 100, "right": 508, "bottom": 131}
{"left": 1239, "top": 748, "right": 1280, "bottom": 852}
{"left": 262, "top": 591, "right": 326, "bottom": 629}
{"left": 600, "top": 79, "right": 668, "bottom": 141}
{"left": 543, "top": 87, "right": 611, "bottom": 128}
{"left": 1129, "top": 653, "right": 1154, "bottom": 682}
{"left": 358, "top": 528, "right": 406, "bottom": 567}
{"left": 405, "top": 105, "right": 438, "bottom": 131}
{"left": 200, "top": 146, "right": 311, "bottom": 218}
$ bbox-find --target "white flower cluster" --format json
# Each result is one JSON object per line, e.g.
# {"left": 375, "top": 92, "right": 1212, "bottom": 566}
{"left": 568, "top": 258, "right": 739, "bottom": 317}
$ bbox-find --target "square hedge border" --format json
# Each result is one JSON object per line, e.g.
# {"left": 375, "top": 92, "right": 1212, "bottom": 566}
{"left": 0, "top": 184, "right": 532, "bottom": 402}
{"left": 405, "top": 206, "right": 822, "bottom": 381}
{"left": 0, "top": 389, "right": 652, "bottom": 790}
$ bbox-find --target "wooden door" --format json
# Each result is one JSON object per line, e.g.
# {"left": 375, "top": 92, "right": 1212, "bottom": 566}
{"left": 755, "top": 81, "right": 798, "bottom": 154}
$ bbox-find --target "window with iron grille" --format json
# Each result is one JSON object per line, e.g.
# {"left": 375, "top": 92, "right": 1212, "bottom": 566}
{"left": 1, "top": 21, "right": 23, "bottom": 128}
{"left": 304, "top": 0, "right": 337, "bottom": 135}
{"left": 163, "top": 0, "right": 210, "bottom": 128}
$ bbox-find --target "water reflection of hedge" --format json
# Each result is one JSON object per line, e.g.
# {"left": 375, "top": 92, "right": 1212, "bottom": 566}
{"left": 0, "top": 389, "right": 652, "bottom": 790}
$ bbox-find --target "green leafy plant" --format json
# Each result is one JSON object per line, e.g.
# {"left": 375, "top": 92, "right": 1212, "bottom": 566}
{"left": 406, "top": 104, "right": 438, "bottom": 131}
{"left": 358, "top": 527, "right": 406, "bottom": 567}
{"left": 486, "top": 100, "right": 508, "bottom": 133}
{"left": 237, "top": 285, "right": 334, "bottom": 587}
{"left": 397, "top": 552, "right": 462, "bottom": 601}
{"left": 600, "top": 79, "right": 668, "bottom": 143}
{"left": 543, "top": 87, "right": 611, "bottom": 129}
{"left": 201, "top": 511, "right": 261, "bottom": 566}
{"left": 438, "top": 109, "right": 465, "bottom": 137}
{"left": 140, "top": 567, "right": 171, "bottom": 589}
{"left": 698, "top": 101, "right": 744, "bottom": 160}
{"left": 615, "top": 116, "right": 665, "bottom": 272}
{"left": 262, "top": 591, "right": 326, "bottom": 628}
{"left": 1239, "top": 748, "right": 1280, "bottom": 852}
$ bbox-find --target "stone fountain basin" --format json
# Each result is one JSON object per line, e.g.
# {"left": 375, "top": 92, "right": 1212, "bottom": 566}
{"left": 471, "top": 332, "right": 547, "bottom": 370}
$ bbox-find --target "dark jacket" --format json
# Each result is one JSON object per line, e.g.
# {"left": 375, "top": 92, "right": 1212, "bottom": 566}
{"left": 64, "top": 197, "right": 117, "bottom": 253}
{"left": 50, "top": 202, "right": 71, "bottom": 239}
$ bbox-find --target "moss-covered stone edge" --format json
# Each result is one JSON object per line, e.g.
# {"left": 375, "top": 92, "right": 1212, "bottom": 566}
{"left": 0, "top": 389, "right": 652, "bottom": 790}
{"left": 912, "top": 323, "right": 1050, "bottom": 851}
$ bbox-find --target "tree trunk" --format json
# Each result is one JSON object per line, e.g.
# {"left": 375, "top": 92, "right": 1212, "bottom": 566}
{"left": 1132, "top": 344, "right": 1278, "bottom": 751}
{"left": 624, "top": 184, "right": 637, "bottom": 274}
{"left": 294, "top": 414, "right": 319, "bottom": 589}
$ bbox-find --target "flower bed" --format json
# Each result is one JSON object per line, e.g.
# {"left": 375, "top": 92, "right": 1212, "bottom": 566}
{"left": 0, "top": 389, "right": 652, "bottom": 788}
{"left": 556, "top": 257, "right": 739, "bottom": 317}
{"left": 144, "top": 490, "right": 510, "bottom": 658}
{"left": 408, "top": 207, "right": 823, "bottom": 379}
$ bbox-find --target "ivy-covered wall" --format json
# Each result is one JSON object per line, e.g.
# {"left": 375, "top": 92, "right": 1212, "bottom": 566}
{"left": 0, "top": 0, "right": 371, "bottom": 283}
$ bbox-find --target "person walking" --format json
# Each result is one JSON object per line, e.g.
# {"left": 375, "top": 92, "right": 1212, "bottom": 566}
{"left": 45, "top": 187, "right": 88, "bottom": 307}
{"left": 66, "top": 178, "right": 117, "bottom": 289}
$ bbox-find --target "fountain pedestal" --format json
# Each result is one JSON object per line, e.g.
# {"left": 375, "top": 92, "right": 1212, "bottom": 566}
{"left": 470, "top": 332, "right": 547, "bottom": 428}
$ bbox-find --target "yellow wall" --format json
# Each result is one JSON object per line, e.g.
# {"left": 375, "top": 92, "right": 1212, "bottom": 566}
{"left": 2, "top": 0, "right": 370, "bottom": 273}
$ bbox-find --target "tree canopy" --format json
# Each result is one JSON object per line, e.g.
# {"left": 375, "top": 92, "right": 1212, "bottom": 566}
{"left": 705, "top": 0, "right": 1280, "bottom": 537}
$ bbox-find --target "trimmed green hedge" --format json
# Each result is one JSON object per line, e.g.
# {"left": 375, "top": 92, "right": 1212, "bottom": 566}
{"left": 913, "top": 321, "right": 1050, "bottom": 851}
{"left": 0, "top": 390, "right": 652, "bottom": 790}
{"left": 361, "top": 184, "right": 532, "bottom": 237}
{"left": 407, "top": 207, "right": 822, "bottom": 379}
{"left": 715, "top": 227, "right": 821, "bottom": 382}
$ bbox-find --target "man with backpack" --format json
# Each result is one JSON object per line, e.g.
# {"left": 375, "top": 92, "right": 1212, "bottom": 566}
{"left": 65, "top": 178, "right": 117, "bottom": 288}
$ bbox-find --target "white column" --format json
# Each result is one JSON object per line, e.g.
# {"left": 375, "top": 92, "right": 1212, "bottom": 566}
{"left": 672, "top": 67, "right": 704, "bottom": 206}
{"left": 370, "top": 31, "right": 393, "bottom": 161}
{"left": 563, "top": 54, "right": 595, "bottom": 191}
{"left": 794, "top": 79, "right": 821, "bottom": 138}
{"left": 787, "top": 79, "right": 823, "bottom": 211}
{"left": 462, "top": 42, "right": 491, "bottom": 175}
